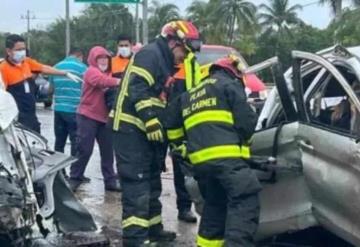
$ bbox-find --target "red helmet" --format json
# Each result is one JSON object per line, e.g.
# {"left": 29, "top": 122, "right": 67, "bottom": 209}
{"left": 210, "top": 54, "right": 246, "bottom": 80}
{"left": 161, "top": 20, "right": 202, "bottom": 52}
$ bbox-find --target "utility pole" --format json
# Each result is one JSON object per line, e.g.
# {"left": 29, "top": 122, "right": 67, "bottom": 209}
{"left": 21, "top": 10, "right": 36, "bottom": 52}
{"left": 135, "top": 2, "right": 140, "bottom": 43}
{"left": 142, "top": 0, "right": 148, "bottom": 44}
{"left": 65, "top": 0, "right": 70, "bottom": 56}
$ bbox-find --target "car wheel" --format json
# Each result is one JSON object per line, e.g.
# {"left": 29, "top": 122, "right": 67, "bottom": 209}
{"left": 44, "top": 101, "right": 52, "bottom": 108}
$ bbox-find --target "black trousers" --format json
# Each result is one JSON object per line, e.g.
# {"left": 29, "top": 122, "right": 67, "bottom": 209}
{"left": 113, "top": 130, "right": 165, "bottom": 246}
{"left": 70, "top": 114, "right": 116, "bottom": 184}
{"left": 194, "top": 159, "right": 261, "bottom": 247}
{"left": 18, "top": 111, "right": 41, "bottom": 134}
{"left": 54, "top": 111, "right": 77, "bottom": 156}
{"left": 172, "top": 155, "right": 192, "bottom": 213}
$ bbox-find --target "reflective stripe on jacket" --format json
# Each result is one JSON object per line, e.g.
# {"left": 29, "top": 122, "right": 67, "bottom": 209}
{"left": 110, "top": 38, "right": 175, "bottom": 132}
{"left": 164, "top": 69, "right": 257, "bottom": 165}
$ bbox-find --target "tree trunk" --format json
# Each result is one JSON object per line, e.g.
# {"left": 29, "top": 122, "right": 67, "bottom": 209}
{"left": 334, "top": 0, "right": 343, "bottom": 22}
{"left": 228, "top": 11, "right": 236, "bottom": 46}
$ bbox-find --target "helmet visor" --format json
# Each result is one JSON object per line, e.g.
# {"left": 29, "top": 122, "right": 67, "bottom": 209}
{"left": 185, "top": 39, "right": 202, "bottom": 52}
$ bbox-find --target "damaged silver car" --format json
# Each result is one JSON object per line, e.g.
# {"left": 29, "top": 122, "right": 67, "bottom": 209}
{"left": 0, "top": 88, "right": 109, "bottom": 246}
{"left": 186, "top": 45, "right": 360, "bottom": 246}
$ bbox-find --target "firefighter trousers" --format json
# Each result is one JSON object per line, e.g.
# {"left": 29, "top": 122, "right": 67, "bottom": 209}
{"left": 194, "top": 159, "right": 261, "bottom": 247}
{"left": 112, "top": 129, "right": 166, "bottom": 246}
{"left": 172, "top": 154, "right": 192, "bottom": 213}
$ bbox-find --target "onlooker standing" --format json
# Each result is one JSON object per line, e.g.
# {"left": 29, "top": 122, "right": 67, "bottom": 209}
{"left": 50, "top": 48, "right": 87, "bottom": 157}
{"left": 0, "top": 34, "right": 82, "bottom": 133}
{"left": 104, "top": 34, "right": 133, "bottom": 111}
{"left": 111, "top": 34, "right": 133, "bottom": 79}
{"left": 69, "top": 46, "right": 121, "bottom": 192}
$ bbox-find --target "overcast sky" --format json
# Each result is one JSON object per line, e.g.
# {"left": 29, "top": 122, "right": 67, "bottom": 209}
{"left": 0, "top": 0, "right": 349, "bottom": 34}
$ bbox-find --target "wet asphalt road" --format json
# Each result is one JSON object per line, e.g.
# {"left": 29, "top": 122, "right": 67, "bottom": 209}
{"left": 37, "top": 107, "right": 198, "bottom": 246}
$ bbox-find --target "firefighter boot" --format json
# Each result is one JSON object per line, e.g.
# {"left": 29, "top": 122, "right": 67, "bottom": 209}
{"left": 149, "top": 229, "right": 176, "bottom": 243}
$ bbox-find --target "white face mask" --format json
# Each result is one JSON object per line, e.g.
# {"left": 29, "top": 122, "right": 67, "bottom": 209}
{"left": 12, "top": 50, "right": 26, "bottom": 63}
{"left": 117, "top": 47, "right": 131, "bottom": 58}
{"left": 98, "top": 64, "right": 108, "bottom": 72}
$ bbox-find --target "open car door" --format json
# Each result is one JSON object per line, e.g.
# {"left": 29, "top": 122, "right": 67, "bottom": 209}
{"left": 291, "top": 49, "right": 360, "bottom": 246}
{"left": 250, "top": 57, "right": 318, "bottom": 240}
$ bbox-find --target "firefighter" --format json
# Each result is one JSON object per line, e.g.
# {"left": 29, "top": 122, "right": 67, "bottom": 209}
{"left": 164, "top": 55, "right": 262, "bottom": 247}
{"left": 110, "top": 21, "right": 201, "bottom": 247}
{"left": 169, "top": 53, "right": 202, "bottom": 223}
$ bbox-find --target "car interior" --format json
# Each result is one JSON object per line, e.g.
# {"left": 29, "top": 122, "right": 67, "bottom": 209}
{"left": 260, "top": 59, "right": 360, "bottom": 137}
{"left": 306, "top": 64, "right": 360, "bottom": 136}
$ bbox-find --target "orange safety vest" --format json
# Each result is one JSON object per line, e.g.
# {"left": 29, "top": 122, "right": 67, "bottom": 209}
{"left": 0, "top": 57, "right": 43, "bottom": 89}
{"left": 111, "top": 56, "right": 130, "bottom": 79}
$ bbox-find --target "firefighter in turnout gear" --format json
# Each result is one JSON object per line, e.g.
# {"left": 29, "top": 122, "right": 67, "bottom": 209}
{"left": 109, "top": 20, "right": 201, "bottom": 247}
{"left": 164, "top": 55, "right": 262, "bottom": 247}
{"left": 169, "top": 52, "right": 202, "bottom": 223}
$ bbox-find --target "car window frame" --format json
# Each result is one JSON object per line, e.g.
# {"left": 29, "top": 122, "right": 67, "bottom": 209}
{"left": 257, "top": 64, "right": 326, "bottom": 131}
{"left": 292, "top": 50, "right": 360, "bottom": 137}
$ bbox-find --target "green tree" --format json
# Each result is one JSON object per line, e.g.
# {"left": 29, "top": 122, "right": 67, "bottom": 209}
{"left": 75, "top": 4, "right": 133, "bottom": 50}
{"left": 251, "top": 23, "right": 331, "bottom": 71}
{"left": 208, "top": 0, "right": 257, "bottom": 45}
{"left": 327, "top": 8, "right": 360, "bottom": 45}
{"left": 258, "top": 0, "right": 302, "bottom": 55}
{"left": 259, "top": 0, "right": 303, "bottom": 35}
{"left": 186, "top": 0, "right": 209, "bottom": 36}
{"left": 0, "top": 33, "right": 9, "bottom": 58}
{"left": 29, "top": 4, "right": 134, "bottom": 64}
{"left": 319, "top": 0, "right": 360, "bottom": 21}
{"left": 148, "top": 1, "right": 180, "bottom": 40}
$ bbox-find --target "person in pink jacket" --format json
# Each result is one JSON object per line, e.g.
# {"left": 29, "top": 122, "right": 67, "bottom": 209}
{"left": 69, "top": 46, "right": 121, "bottom": 192}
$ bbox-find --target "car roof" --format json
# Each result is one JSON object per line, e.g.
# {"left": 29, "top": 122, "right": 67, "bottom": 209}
{"left": 348, "top": 46, "right": 360, "bottom": 57}
{"left": 201, "top": 44, "right": 236, "bottom": 51}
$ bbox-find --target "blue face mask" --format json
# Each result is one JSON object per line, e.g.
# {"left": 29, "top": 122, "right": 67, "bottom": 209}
{"left": 12, "top": 50, "right": 26, "bottom": 63}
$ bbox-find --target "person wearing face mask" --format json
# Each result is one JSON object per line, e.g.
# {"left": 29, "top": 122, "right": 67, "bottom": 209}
{"left": 0, "top": 34, "right": 82, "bottom": 133}
{"left": 68, "top": 46, "right": 121, "bottom": 192}
{"left": 109, "top": 20, "right": 201, "bottom": 247}
{"left": 112, "top": 34, "right": 133, "bottom": 79}
{"left": 104, "top": 35, "right": 134, "bottom": 112}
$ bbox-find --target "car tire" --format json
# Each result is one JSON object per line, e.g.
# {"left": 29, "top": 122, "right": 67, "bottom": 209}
{"left": 44, "top": 101, "right": 52, "bottom": 108}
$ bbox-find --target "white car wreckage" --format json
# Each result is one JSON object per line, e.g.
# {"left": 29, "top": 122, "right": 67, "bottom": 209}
{"left": 0, "top": 85, "right": 109, "bottom": 246}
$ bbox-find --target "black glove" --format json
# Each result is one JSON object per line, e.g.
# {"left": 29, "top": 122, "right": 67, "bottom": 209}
{"left": 170, "top": 142, "right": 187, "bottom": 159}
{"left": 104, "top": 87, "right": 118, "bottom": 111}
{"left": 145, "top": 118, "right": 165, "bottom": 142}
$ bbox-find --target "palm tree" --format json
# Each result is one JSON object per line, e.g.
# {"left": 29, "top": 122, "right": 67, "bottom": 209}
{"left": 208, "top": 0, "right": 257, "bottom": 45}
{"left": 319, "top": 0, "right": 342, "bottom": 21}
{"left": 258, "top": 0, "right": 302, "bottom": 55}
{"left": 319, "top": 0, "right": 360, "bottom": 21}
{"left": 259, "top": 0, "right": 303, "bottom": 35}
{"left": 82, "top": 4, "right": 133, "bottom": 46}
{"left": 148, "top": 0, "right": 180, "bottom": 39}
{"left": 186, "top": 0, "right": 208, "bottom": 34}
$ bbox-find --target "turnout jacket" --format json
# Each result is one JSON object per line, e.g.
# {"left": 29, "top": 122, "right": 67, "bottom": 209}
{"left": 164, "top": 70, "right": 257, "bottom": 165}
{"left": 110, "top": 38, "right": 176, "bottom": 132}
{"left": 170, "top": 52, "right": 202, "bottom": 102}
